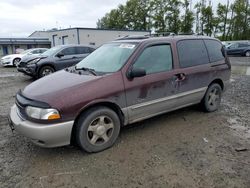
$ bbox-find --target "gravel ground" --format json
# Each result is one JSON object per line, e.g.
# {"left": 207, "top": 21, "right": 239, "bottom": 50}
{"left": 0, "top": 57, "right": 249, "bottom": 188}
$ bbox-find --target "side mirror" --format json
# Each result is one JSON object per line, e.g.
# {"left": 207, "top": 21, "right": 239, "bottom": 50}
{"left": 56, "top": 52, "right": 64, "bottom": 58}
{"left": 127, "top": 67, "right": 146, "bottom": 79}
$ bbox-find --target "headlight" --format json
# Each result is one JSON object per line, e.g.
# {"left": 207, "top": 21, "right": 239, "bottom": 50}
{"left": 25, "top": 106, "right": 61, "bottom": 120}
{"left": 3, "top": 57, "right": 11, "bottom": 60}
{"left": 27, "top": 58, "right": 40, "bottom": 65}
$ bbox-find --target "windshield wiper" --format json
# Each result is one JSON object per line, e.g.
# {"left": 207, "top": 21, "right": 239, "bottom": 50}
{"left": 75, "top": 66, "right": 97, "bottom": 76}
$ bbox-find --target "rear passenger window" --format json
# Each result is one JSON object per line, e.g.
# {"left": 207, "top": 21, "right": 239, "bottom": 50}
{"left": 61, "top": 47, "right": 76, "bottom": 55}
{"left": 177, "top": 40, "right": 209, "bottom": 68}
{"left": 204, "top": 40, "right": 224, "bottom": 62}
{"left": 239, "top": 43, "right": 249, "bottom": 47}
{"left": 133, "top": 44, "right": 172, "bottom": 74}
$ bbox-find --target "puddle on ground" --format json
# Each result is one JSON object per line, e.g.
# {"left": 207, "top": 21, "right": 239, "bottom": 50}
{"left": 231, "top": 66, "right": 250, "bottom": 75}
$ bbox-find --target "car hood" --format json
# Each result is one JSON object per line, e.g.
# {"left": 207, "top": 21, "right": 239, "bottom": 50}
{"left": 1, "top": 54, "right": 23, "bottom": 59}
{"left": 21, "top": 54, "right": 47, "bottom": 63}
{"left": 22, "top": 69, "right": 102, "bottom": 107}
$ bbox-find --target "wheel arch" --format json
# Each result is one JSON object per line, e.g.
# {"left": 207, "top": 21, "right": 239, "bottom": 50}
{"left": 38, "top": 63, "right": 56, "bottom": 71}
{"left": 244, "top": 49, "right": 250, "bottom": 56}
{"left": 208, "top": 78, "right": 224, "bottom": 91}
{"left": 13, "top": 57, "right": 21, "bottom": 61}
{"left": 70, "top": 101, "right": 125, "bottom": 145}
{"left": 12, "top": 57, "right": 21, "bottom": 65}
{"left": 37, "top": 63, "right": 56, "bottom": 75}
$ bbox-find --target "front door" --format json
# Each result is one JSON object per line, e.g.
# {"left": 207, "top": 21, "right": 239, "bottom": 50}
{"left": 123, "top": 43, "right": 177, "bottom": 123}
{"left": 227, "top": 43, "right": 240, "bottom": 55}
{"left": 55, "top": 47, "right": 80, "bottom": 69}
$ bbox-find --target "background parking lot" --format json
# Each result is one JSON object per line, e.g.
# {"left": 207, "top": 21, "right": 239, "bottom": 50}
{"left": 0, "top": 56, "right": 250, "bottom": 188}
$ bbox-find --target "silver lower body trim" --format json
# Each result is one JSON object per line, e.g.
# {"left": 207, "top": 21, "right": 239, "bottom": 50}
{"left": 122, "top": 87, "right": 207, "bottom": 124}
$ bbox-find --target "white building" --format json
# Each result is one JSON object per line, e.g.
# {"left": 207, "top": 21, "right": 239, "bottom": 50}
{"left": 0, "top": 38, "right": 50, "bottom": 57}
{"left": 29, "top": 27, "right": 150, "bottom": 47}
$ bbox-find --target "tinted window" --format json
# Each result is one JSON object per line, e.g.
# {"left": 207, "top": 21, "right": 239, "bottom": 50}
{"left": 204, "top": 40, "right": 224, "bottom": 62}
{"left": 76, "top": 47, "right": 89, "bottom": 54}
{"left": 177, "top": 40, "right": 209, "bottom": 68}
{"left": 89, "top": 47, "right": 95, "bottom": 53}
{"left": 133, "top": 45, "right": 172, "bottom": 74}
{"left": 31, "top": 50, "right": 40, "bottom": 54}
{"left": 40, "top": 49, "right": 47, "bottom": 53}
{"left": 61, "top": 47, "right": 76, "bottom": 55}
{"left": 229, "top": 43, "right": 239, "bottom": 49}
{"left": 239, "top": 43, "right": 249, "bottom": 47}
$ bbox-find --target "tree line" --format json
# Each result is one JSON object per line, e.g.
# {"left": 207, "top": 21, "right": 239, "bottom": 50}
{"left": 97, "top": 0, "right": 250, "bottom": 40}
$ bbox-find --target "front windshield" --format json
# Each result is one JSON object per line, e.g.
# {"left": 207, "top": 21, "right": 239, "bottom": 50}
{"left": 41, "top": 46, "right": 62, "bottom": 56}
{"left": 76, "top": 43, "right": 137, "bottom": 73}
{"left": 20, "top": 49, "right": 33, "bottom": 54}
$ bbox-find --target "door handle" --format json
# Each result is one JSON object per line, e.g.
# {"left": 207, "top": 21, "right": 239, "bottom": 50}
{"left": 72, "top": 56, "right": 77, "bottom": 59}
{"left": 174, "top": 73, "right": 186, "bottom": 82}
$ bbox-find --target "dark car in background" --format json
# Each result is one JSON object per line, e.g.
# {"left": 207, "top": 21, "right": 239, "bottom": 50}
{"left": 17, "top": 45, "right": 95, "bottom": 78}
{"left": 225, "top": 42, "right": 250, "bottom": 56}
{"left": 9, "top": 35, "right": 231, "bottom": 153}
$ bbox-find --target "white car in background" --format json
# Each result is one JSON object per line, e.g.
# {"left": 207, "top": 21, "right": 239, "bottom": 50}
{"left": 0, "top": 48, "right": 48, "bottom": 67}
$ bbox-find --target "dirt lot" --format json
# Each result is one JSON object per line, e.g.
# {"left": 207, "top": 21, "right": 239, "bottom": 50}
{"left": 0, "top": 57, "right": 249, "bottom": 188}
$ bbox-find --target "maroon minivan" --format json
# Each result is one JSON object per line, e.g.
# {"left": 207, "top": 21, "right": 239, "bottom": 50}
{"left": 9, "top": 36, "right": 231, "bottom": 152}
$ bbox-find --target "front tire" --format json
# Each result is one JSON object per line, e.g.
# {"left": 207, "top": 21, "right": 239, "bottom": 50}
{"left": 201, "top": 83, "right": 222, "bottom": 112}
{"left": 38, "top": 66, "right": 55, "bottom": 78}
{"left": 13, "top": 58, "right": 21, "bottom": 67}
{"left": 245, "top": 51, "right": 250, "bottom": 57}
{"left": 76, "top": 106, "right": 121, "bottom": 153}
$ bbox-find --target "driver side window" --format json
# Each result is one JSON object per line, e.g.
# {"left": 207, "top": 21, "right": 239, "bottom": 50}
{"left": 61, "top": 47, "right": 76, "bottom": 56}
{"left": 133, "top": 44, "right": 173, "bottom": 74}
{"left": 231, "top": 43, "right": 239, "bottom": 49}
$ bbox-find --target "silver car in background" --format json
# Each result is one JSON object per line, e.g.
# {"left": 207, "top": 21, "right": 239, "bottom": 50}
{"left": 0, "top": 48, "right": 48, "bottom": 67}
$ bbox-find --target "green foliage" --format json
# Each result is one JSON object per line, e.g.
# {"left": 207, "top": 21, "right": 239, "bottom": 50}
{"left": 97, "top": 0, "right": 250, "bottom": 40}
{"left": 181, "top": 0, "right": 194, "bottom": 33}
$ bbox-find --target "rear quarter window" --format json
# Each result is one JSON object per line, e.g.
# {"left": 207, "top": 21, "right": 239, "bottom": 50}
{"left": 177, "top": 39, "right": 209, "bottom": 68}
{"left": 204, "top": 40, "right": 224, "bottom": 62}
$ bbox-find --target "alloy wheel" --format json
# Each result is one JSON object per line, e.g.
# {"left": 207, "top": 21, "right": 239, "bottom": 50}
{"left": 13, "top": 59, "right": 20, "bottom": 66}
{"left": 87, "top": 115, "right": 114, "bottom": 145}
{"left": 207, "top": 88, "right": 220, "bottom": 107}
{"left": 42, "top": 68, "right": 53, "bottom": 76}
{"left": 246, "top": 51, "right": 250, "bottom": 57}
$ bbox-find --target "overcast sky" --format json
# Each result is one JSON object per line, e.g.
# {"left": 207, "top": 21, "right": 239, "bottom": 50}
{"left": 0, "top": 0, "right": 228, "bottom": 37}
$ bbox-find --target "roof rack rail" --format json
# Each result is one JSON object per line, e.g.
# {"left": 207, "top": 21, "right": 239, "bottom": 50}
{"left": 150, "top": 32, "right": 176, "bottom": 37}
{"left": 177, "top": 32, "right": 195, "bottom": 35}
{"left": 116, "top": 35, "right": 150, "bottom": 40}
{"left": 115, "top": 32, "right": 204, "bottom": 41}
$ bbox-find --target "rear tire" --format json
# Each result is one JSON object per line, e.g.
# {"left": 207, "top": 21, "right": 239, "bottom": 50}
{"left": 38, "top": 66, "right": 55, "bottom": 78}
{"left": 76, "top": 106, "right": 120, "bottom": 153}
{"left": 201, "top": 83, "right": 222, "bottom": 112}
